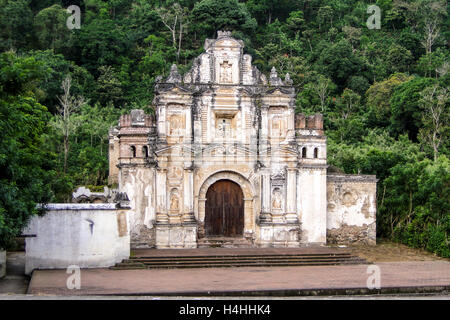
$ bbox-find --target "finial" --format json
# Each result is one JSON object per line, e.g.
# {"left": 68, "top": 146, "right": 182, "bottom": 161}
{"left": 269, "top": 67, "right": 283, "bottom": 86}
{"left": 166, "top": 64, "right": 182, "bottom": 83}
{"left": 217, "top": 30, "right": 232, "bottom": 38}
{"left": 284, "top": 73, "right": 293, "bottom": 85}
{"left": 270, "top": 66, "right": 277, "bottom": 77}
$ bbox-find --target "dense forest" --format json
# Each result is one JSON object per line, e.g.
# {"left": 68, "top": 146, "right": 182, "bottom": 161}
{"left": 0, "top": 0, "right": 448, "bottom": 256}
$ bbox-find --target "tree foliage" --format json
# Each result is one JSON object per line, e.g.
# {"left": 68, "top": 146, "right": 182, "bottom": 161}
{"left": 0, "top": 52, "right": 56, "bottom": 249}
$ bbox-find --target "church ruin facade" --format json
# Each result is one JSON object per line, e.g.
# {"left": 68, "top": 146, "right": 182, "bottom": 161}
{"left": 108, "top": 31, "right": 377, "bottom": 249}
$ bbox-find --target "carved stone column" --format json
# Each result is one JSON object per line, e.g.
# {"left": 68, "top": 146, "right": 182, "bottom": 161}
{"left": 243, "top": 198, "right": 254, "bottom": 239}
{"left": 182, "top": 166, "right": 195, "bottom": 223}
{"left": 259, "top": 171, "right": 272, "bottom": 223}
{"left": 260, "top": 107, "right": 269, "bottom": 144}
{"left": 157, "top": 105, "right": 166, "bottom": 143}
{"left": 197, "top": 197, "right": 206, "bottom": 238}
{"left": 155, "top": 168, "right": 168, "bottom": 224}
{"left": 285, "top": 167, "right": 298, "bottom": 223}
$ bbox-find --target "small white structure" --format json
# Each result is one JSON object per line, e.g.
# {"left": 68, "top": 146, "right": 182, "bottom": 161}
{"left": 23, "top": 203, "right": 130, "bottom": 275}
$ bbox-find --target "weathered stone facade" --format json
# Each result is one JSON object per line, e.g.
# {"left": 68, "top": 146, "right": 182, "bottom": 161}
{"left": 108, "top": 31, "right": 377, "bottom": 248}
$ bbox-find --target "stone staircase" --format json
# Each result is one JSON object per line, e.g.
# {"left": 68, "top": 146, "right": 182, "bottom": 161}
{"left": 111, "top": 249, "right": 369, "bottom": 270}
{"left": 197, "top": 237, "right": 253, "bottom": 248}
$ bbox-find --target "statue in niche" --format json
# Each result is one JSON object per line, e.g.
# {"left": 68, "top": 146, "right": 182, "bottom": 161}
{"left": 217, "top": 118, "right": 231, "bottom": 138}
{"left": 220, "top": 61, "right": 232, "bottom": 83}
{"left": 169, "top": 115, "right": 182, "bottom": 136}
{"left": 170, "top": 191, "right": 179, "bottom": 211}
{"left": 168, "top": 166, "right": 182, "bottom": 179}
{"left": 272, "top": 189, "right": 282, "bottom": 210}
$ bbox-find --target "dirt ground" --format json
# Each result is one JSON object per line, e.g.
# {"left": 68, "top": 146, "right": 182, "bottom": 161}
{"left": 344, "top": 240, "right": 449, "bottom": 263}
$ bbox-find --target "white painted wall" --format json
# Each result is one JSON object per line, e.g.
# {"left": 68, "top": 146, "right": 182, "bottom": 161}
{"left": 23, "top": 204, "right": 130, "bottom": 275}
{"left": 298, "top": 168, "right": 327, "bottom": 244}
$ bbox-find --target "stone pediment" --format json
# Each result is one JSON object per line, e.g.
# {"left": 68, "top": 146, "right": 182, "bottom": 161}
{"left": 241, "top": 86, "right": 264, "bottom": 97}
{"left": 166, "top": 86, "right": 191, "bottom": 94}
{"left": 155, "top": 144, "right": 194, "bottom": 157}
{"left": 265, "top": 87, "right": 295, "bottom": 95}
{"left": 154, "top": 82, "right": 192, "bottom": 94}
{"left": 199, "top": 144, "right": 257, "bottom": 157}
{"left": 271, "top": 170, "right": 286, "bottom": 181}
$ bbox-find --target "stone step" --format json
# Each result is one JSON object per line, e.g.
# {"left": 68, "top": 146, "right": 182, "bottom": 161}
{"left": 111, "top": 247, "right": 369, "bottom": 270}
{"left": 115, "top": 262, "right": 146, "bottom": 268}
{"left": 128, "top": 253, "right": 353, "bottom": 262}
{"left": 197, "top": 237, "right": 253, "bottom": 249}
{"left": 111, "top": 252, "right": 369, "bottom": 270}
{"left": 111, "top": 259, "right": 368, "bottom": 270}
{"left": 127, "top": 258, "right": 364, "bottom": 266}
{"left": 110, "top": 266, "right": 147, "bottom": 270}
{"left": 197, "top": 241, "right": 251, "bottom": 246}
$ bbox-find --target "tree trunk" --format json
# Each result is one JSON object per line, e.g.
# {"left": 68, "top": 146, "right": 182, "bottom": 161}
{"left": 177, "top": 21, "right": 183, "bottom": 61}
{"left": 408, "top": 191, "right": 413, "bottom": 224}
{"left": 64, "top": 135, "right": 69, "bottom": 174}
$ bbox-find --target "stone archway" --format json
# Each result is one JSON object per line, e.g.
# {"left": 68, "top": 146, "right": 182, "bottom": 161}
{"left": 197, "top": 171, "right": 255, "bottom": 239}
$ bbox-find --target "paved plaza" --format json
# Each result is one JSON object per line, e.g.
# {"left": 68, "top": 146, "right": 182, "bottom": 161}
{"left": 27, "top": 261, "right": 450, "bottom": 296}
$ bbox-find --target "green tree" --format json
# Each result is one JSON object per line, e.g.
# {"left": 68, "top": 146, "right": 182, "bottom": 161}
{"left": 0, "top": 52, "right": 55, "bottom": 249}
{"left": 390, "top": 76, "right": 436, "bottom": 140}
{"left": 418, "top": 84, "right": 449, "bottom": 160}
{"left": 284, "top": 10, "right": 305, "bottom": 37}
{"left": 340, "top": 88, "right": 361, "bottom": 119}
{"left": 416, "top": 48, "right": 449, "bottom": 78}
{"left": 95, "top": 66, "right": 123, "bottom": 106}
{"left": 74, "top": 17, "right": 131, "bottom": 74}
{"left": 247, "top": 0, "right": 300, "bottom": 25}
{"left": 386, "top": 44, "right": 413, "bottom": 74}
{"left": 191, "top": 0, "right": 257, "bottom": 38}
{"left": 156, "top": 3, "right": 190, "bottom": 61}
{"left": 33, "top": 4, "right": 73, "bottom": 53}
{"left": 0, "top": 0, "right": 34, "bottom": 51}
{"left": 366, "top": 73, "right": 413, "bottom": 127}
{"left": 52, "top": 75, "right": 86, "bottom": 173}
{"left": 317, "top": 39, "right": 367, "bottom": 90}
{"left": 386, "top": 157, "right": 449, "bottom": 257}
{"left": 312, "top": 75, "right": 335, "bottom": 112}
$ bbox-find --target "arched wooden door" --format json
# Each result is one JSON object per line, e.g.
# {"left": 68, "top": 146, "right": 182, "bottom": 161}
{"left": 205, "top": 180, "right": 244, "bottom": 237}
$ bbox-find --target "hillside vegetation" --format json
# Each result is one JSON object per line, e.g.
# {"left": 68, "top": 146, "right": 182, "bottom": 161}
{"left": 0, "top": 0, "right": 448, "bottom": 256}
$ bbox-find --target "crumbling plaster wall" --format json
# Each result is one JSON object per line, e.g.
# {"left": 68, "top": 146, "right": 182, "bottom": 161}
{"left": 119, "top": 166, "right": 155, "bottom": 247}
{"left": 326, "top": 175, "right": 377, "bottom": 245}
